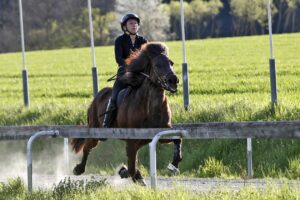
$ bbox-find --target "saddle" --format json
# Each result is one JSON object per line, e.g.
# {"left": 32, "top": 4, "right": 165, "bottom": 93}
{"left": 116, "top": 87, "right": 131, "bottom": 108}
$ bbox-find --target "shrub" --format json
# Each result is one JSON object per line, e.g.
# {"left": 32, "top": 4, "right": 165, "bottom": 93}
{"left": 286, "top": 157, "right": 300, "bottom": 179}
{"left": 52, "top": 177, "right": 107, "bottom": 199}
{"left": 198, "top": 157, "right": 230, "bottom": 177}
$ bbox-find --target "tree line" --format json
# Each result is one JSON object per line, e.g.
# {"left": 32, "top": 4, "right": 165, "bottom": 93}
{"left": 0, "top": 0, "right": 299, "bottom": 53}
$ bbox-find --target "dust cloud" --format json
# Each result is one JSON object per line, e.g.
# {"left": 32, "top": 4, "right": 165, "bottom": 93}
{"left": 0, "top": 139, "right": 80, "bottom": 188}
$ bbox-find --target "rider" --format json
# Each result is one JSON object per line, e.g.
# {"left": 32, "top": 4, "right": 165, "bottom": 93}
{"left": 102, "top": 13, "right": 148, "bottom": 128}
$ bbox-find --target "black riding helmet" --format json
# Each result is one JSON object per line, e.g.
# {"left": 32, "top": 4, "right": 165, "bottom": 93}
{"left": 120, "top": 13, "right": 140, "bottom": 33}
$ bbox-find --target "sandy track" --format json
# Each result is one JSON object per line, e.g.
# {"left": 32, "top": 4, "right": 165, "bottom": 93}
{"left": 2, "top": 175, "right": 300, "bottom": 191}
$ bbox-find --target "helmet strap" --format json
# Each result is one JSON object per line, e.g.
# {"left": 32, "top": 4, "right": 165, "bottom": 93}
{"left": 124, "top": 27, "right": 137, "bottom": 36}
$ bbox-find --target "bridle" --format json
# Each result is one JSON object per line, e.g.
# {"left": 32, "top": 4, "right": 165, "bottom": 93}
{"left": 139, "top": 53, "right": 177, "bottom": 92}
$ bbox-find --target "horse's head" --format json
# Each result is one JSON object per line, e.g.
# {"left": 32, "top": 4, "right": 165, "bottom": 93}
{"left": 148, "top": 51, "right": 178, "bottom": 93}
{"left": 124, "top": 42, "right": 179, "bottom": 93}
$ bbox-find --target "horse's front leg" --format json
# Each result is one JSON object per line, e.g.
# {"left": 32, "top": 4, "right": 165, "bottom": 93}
{"left": 167, "top": 139, "right": 182, "bottom": 174}
{"left": 122, "top": 140, "right": 148, "bottom": 186}
{"left": 73, "top": 139, "right": 98, "bottom": 175}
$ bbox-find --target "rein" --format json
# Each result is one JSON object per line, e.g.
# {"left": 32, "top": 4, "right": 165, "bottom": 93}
{"left": 140, "top": 70, "right": 174, "bottom": 91}
{"left": 139, "top": 53, "right": 174, "bottom": 91}
{"left": 139, "top": 72, "right": 160, "bottom": 88}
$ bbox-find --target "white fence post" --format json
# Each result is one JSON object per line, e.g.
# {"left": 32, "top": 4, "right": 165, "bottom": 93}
{"left": 64, "top": 138, "right": 69, "bottom": 174}
{"left": 247, "top": 138, "right": 253, "bottom": 177}
{"left": 149, "top": 130, "right": 188, "bottom": 190}
{"left": 27, "top": 130, "right": 59, "bottom": 192}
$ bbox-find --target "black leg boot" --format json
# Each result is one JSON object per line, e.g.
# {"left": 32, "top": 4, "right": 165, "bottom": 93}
{"left": 102, "top": 66, "right": 126, "bottom": 129}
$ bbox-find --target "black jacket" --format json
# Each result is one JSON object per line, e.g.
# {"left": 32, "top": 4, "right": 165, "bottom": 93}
{"left": 114, "top": 34, "right": 148, "bottom": 67}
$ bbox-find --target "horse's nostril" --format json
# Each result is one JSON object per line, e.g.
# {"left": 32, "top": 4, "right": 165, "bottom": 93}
{"left": 166, "top": 74, "right": 178, "bottom": 85}
{"left": 168, "top": 77, "right": 178, "bottom": 84}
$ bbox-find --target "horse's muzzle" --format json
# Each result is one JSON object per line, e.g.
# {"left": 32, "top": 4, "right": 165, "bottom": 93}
{"left": 165, "top": 74, "right": 179, "bottom": 93}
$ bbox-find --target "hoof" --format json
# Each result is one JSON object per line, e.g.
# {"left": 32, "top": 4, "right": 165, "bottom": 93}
{"left": 167, "top": 163, "right": 180, "bottom": 175}
{"left": 73, "top": 164, "right": 85, "bottom": 175}
{"left": 135, "top": 178, "right": 147, "bottom": 186}
{"left": 118, "top": 165, "right": 129, "bottom": 179}
{"left": 132, "top": 170, "right": 146, "bottom": 186}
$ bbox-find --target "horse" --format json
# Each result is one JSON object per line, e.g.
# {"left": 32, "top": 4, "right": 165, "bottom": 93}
{"left": 71, "top": 42, "right": 182, "bottom": 185}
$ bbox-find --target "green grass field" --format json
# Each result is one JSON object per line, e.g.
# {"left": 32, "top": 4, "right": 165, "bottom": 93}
{"left": 0, "top": 33, "right": 300, "bottom": 180}
{"left": 1, "top": 33, "right": 299, "bottom": 124}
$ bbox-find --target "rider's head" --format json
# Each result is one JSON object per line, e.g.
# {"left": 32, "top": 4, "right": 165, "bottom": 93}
{"left": 120, "top": 13, "right": 140, "bottom": 35}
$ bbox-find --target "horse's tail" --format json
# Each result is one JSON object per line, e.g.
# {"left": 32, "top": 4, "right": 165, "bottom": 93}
{"left": 71, "top": 138, "right": 85, "bottom": 154}
{"left": 71, "top": 87, "right": 112, "bottom": 154}
{"left": 70, "top": 104, "right": 93, "bottom": 154}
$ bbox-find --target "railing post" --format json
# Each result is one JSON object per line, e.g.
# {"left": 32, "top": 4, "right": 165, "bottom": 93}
{"left": 247, "top": 138, "right": 253, "bottom": 177}
{"left": 64, "top": 138, "right": 69, "bottom": 174}
{"left": 149, "top": 130, "right": 188, "bottom": 190}
{"left": 27, "top": 130, "right": 59, "bottom": 192}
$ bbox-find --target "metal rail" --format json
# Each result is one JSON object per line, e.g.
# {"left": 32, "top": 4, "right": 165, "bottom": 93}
{"left": 1, "top": 121, "right": 300, "bottom": 140}
{"left": 149, "top": 130, "right": 188, "bottom": 189}
{"left": 27, "top": 130, "right": 59, "bottom": 192}
{"left": 1, "top": 121, "right": 298, "bottom": 191}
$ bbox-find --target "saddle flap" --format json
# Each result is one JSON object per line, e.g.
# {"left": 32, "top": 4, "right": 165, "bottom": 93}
{"left": 117, "top": 87, "right": 130, "bottom": 108}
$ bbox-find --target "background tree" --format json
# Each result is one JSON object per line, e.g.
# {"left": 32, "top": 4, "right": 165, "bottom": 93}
{"left": 188, "top": 0, "right": 222, "bottom": 38}
{"left": 283, "top": 0, "right": 300, "bottom": 32}
{"left": 230, "top": 0, "right": 269, "bottom": 35}
{"left": 23, "top": 0, "right": 83, "bottom": 49}
{"left": 169, "top": 0, "right": 222, "bottom": 39}
{"left": 0, "top": 0, "right": 300, "bottom": 53}
{"left": 168, "top": 0, "right": 186, "bottom": 40}
{"left": 0, "top": 1, "right": 20, "bottom": 53}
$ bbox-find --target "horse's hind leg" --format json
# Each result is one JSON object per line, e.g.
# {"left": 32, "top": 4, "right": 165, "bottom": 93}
{"left": 73, "top": 139, "right": 98, "bottom": 175}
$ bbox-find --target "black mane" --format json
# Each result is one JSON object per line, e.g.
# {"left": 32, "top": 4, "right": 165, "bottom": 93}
{"left": 121, "top": 42, "right": 169, "bottom": 86}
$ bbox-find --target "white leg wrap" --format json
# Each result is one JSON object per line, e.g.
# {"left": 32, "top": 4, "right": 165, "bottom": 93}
{"left": 167, "top": 163, "right": 180, "bottom": 174}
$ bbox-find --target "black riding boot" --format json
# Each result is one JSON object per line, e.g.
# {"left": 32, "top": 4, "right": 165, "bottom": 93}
{"left": 102, "top": 66, "right": 126, "bottom": 128}
{"left": 102, "top": 98, "right": 117, "bottom": 128}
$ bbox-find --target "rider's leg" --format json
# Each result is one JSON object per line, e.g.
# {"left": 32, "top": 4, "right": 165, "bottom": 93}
{"left": 102, "top": 66, "right": 126, "bottom": 128}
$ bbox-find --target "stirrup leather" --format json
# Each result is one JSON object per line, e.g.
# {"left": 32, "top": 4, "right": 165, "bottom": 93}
{"left": 102, "top": 98, "right": 116, "bottom": 128}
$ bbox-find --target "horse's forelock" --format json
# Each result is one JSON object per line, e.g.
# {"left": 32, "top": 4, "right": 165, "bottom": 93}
{"left": 121, "top": 43, "right": 167, "bottom": 87}
{"left": 143, "top": 42, "right": 168, "bottom": 58}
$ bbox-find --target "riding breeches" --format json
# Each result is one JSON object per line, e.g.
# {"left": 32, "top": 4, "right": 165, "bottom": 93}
{"left": 111, "top": 66, "right": 126, "bottom": 104}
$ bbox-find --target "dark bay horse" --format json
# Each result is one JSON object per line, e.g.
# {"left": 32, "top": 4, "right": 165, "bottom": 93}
{"left": 71, "top": 42, "right": 182, "bottom": 185}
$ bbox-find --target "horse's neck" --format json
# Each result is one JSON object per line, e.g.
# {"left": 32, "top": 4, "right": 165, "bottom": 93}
{"left": 136, "top": 79, "right": 171, "bottom": 127}
{"left": 140, "top": 79, "right": 164, "bottom": 105}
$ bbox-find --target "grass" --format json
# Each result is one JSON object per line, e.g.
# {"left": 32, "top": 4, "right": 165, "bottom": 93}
{"left": 0, "top": 33, "right": 300, "bottom": 179}
{"left": 1, "top": 34, "right": 299, "bottom": 124}
{"left": 1, "top": 178, "right": 300, "bottom": 199}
